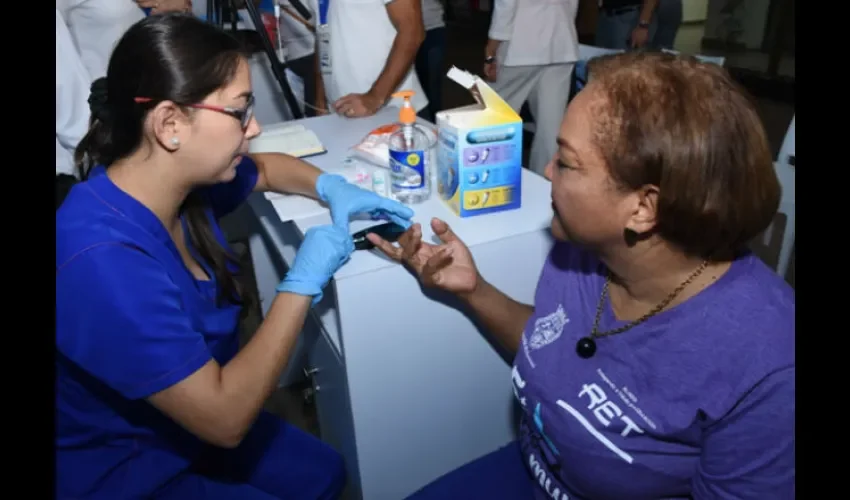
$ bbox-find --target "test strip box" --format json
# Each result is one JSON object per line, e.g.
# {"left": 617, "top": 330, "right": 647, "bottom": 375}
{"left": 435, "top": 67, "right": 523, "bottom": 218}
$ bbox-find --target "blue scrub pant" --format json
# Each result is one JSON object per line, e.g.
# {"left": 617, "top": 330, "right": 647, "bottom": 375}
{"left": 405, "top": 441, "right": 536, "bottom": 499}
{"left": 156, "top": 412, "right": 346, "bottom": 499}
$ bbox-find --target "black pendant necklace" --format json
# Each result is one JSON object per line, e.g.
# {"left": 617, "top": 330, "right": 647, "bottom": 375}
{"left": 577, "top": 261, "right": 709, "bottom": 359}
{"left": 576, "top": 337, "right": 597, "bottom": 358}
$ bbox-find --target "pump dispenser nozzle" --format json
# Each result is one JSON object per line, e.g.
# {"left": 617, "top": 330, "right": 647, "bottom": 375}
{"left": 392, "top": 90, "right": 417, "bottom": 125}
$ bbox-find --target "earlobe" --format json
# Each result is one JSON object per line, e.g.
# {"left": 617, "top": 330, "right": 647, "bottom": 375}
{"left": 626, "top": 185, "right": 660, "bottom": 234}
{"left": 151, "top": 101, "right": 185, "bottom": 152}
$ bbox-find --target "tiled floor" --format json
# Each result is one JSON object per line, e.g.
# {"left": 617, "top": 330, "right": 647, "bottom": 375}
{"left": 247, "top": 12, "right": 796, "bottom": 438}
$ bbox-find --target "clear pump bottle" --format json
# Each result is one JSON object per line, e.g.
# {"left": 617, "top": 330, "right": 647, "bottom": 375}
{"left": 388, "top": 91, "right": 430, "bottom": 204}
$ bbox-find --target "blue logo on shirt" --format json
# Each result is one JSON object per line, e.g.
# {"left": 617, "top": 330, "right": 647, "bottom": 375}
{"left": 534, "top": 402, "right": 560, "bottom": 456}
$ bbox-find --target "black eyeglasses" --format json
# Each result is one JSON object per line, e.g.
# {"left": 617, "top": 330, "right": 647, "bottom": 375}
{"left": 134, "top": 94, "right": 256, "bottom": 130}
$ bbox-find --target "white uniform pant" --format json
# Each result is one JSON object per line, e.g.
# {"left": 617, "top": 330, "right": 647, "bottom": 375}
{"left": 490, "top": 63, "right": 574, "bottom": 176}
{"left": 56, "top": 9, "right": 92, "bottom": 177}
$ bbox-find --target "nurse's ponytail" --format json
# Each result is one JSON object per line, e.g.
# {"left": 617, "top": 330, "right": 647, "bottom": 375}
{"left": 73, "top": 14, "right": 255, "bottom": 313}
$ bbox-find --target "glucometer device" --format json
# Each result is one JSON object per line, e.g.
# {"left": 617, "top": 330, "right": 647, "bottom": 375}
{"left": 351, "top": 222, "right": 407, "bottom": 251}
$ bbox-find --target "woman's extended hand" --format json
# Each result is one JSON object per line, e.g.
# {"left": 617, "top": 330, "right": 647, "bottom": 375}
{"left": 368, "top": 218, "right": 479, "bottom": 295}
{"left": 315, "top": 174, "right": 414, "bottom": 230}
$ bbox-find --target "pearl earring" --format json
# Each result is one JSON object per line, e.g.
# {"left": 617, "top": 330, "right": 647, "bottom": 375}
{"left": 170, "top": 137, "right": 180, "bottom": 146}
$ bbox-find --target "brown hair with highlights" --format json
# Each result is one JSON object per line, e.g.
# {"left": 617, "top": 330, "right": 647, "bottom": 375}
{"left": 586, "top": 51, "right": 781, "bottom": 261}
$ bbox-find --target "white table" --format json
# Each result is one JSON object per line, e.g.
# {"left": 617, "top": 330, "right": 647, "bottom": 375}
{"left": 246, "top": 109, "right": 555, "bottom": 499}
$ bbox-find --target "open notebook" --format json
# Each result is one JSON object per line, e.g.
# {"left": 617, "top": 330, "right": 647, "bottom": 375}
{"left": 249, "top": 124, "right": 328, "bottom": 202}
{"left": 248, "top": 124, "right": 327, "bottom": 159}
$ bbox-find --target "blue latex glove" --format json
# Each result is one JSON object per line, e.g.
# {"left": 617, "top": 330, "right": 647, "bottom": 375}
{"left": 316, "top": 173, "right": 415, "bottom": 230}
{"left": 276, "top": 224, "right": 354, "bottom": 305}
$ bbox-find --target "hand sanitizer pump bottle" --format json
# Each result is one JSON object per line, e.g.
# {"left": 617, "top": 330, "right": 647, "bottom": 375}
{"left": 389, "top": 91, "right": 430, "bottom": 204}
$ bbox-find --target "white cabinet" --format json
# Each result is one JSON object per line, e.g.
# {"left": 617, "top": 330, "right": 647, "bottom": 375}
{"left": 247, "top": 111, "right": 555, "bottom": 499}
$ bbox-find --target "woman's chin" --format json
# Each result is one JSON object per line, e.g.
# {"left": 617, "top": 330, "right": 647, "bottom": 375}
{"left": 550, "top": 217, "right": 569, "bottom": 241}
{"left": 216, "top": 159, "right": 240, "bottom": 183}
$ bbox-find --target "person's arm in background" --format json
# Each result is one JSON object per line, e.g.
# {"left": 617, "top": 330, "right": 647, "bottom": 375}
{"left": 135, "top": 0, "right": 192, "bottom": 13}
{"left": 630, "top": 0, "right": 659, "bottom": 48}
{"left": 333, "top": 0, "right": 424, "bottom": 118}
{"left": 483, "top": 0, "right": 517, "bottom": 82}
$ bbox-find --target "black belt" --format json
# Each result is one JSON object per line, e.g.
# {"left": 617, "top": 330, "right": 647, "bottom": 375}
{"left": 601, "top": 5, "right": 640, "bottom": 16}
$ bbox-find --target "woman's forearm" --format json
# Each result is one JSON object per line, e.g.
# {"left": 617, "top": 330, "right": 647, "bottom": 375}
{"left": 461, "top": 277, "right": 533, "bottom": 357}
{"left": 251, "top": 153, "right": 323, "bottom": 198}
{"left": 218, "top": 292, "right": 311, "bottom": 442}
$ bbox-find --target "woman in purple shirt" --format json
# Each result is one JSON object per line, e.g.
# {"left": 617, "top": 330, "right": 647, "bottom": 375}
{"left": 370, "top": 51, "right": 794, "bottom": 499}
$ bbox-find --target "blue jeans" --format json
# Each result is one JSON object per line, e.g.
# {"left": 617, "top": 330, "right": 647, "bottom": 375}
{"left": 653, "top": 0, "right": 683, "bottom": 50}
{"left": 595, "top": 6, "right": 657, "bottom": 50}
{"left": 415, "top": 27, "right": 448, "bottom": 122}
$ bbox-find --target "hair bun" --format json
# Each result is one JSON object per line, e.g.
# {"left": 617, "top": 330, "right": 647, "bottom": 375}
{"left": 88, "top": 77, "right": 110, "bottom": 121}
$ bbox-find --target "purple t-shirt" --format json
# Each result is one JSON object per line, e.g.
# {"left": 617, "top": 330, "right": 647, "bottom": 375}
{"left": 513, "top": 242, "right": 794, "bottom": 499}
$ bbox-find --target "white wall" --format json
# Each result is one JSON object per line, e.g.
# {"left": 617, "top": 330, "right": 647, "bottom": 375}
{"left": 682, "top": 0, "right": 709, "bottom": 23}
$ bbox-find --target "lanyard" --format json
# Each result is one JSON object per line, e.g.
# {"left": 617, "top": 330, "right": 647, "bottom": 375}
{"left": 317, "top": 0, "right": 330, "bottom": 26}
{"left": 142, "top": 7, "right": 152, "bottom": 16}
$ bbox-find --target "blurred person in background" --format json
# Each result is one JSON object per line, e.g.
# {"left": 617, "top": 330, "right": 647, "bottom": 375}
{"left": 484, "top": 0, "right": 579, "bottom": 175}
{"left": 315, "top": 0, "right": 427, "bottom": 117}
{"left": 596, "top": 0, "right": 657, "bottom": 50}
{"left": 56, "top": 8, "right": 91, "bottom": 179}
{"left": 276, "top": 0, "right": 321, "bottom": 116}
{"left": 415, "top": 0, "right": 448, "bottom": 121}
{"left": 652, "top": 0, "right": 682, "bottom": 50}
{"left": 56, "top": 0, "right": 147, "bottom": 78}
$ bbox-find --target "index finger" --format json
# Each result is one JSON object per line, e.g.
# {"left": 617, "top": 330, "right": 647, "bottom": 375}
{"left": 397, "top": 225, "right": 424, "bottom": 262}
{"left": 366, "top": 233, "right": 403, "bottom": 262}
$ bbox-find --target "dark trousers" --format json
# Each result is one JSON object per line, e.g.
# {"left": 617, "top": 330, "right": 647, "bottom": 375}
{"left": 653, "top": 0, "right": 683, "bottom": 50}
{"left": 286, "top": 54, "right": 318, "bottom": 117}
{"left": 414, "top": 27, "right": 448, "bottom": 122}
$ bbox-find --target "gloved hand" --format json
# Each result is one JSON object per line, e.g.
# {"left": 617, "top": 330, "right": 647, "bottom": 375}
{"left": 316, "top": 173, "right": 415, "bottom": 230}
{"left": 276, "top": 224, "right": 354, "bottom": 305}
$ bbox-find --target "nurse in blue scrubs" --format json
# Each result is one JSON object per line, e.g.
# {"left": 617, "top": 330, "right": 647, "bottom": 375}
{"left": 56, "top": 13, "right": 413, "bottom": 500}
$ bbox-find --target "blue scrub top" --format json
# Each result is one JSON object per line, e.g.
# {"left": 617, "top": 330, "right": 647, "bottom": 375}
{"left": 55, "top": 158, "right": 260, "bottom": 499}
